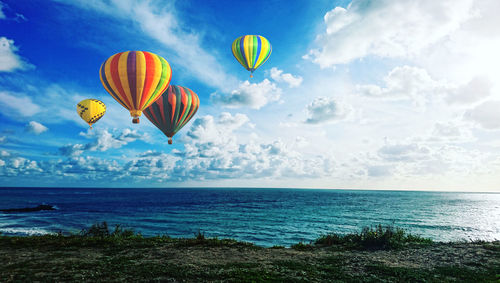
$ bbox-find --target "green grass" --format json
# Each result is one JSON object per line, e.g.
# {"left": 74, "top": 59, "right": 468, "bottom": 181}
{"left": 315, "top": 224, "right": 433, "bottom": 250}
{"left": 0, "top": 222, "right": 497, "bottom": 282}
{"left": 364, "top": 263, "right": 500, "bottom": 282}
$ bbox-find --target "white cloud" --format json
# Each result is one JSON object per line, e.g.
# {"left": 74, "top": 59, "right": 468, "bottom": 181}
{"left": 0, "top": 155, "right": 43, "bottom": 177}
{"left": 81, "top": 128, "right": 146, "bottom": 152}
{"left": 0, "top": 91, "right": 40, "bottom": 117}
{"left": 347, "top": 138, "right": 495, "bottom": 182}
{"left": 16, "top": 113, "right": 336, "bottom": 184}
{"left": 306, "top": 0, "right": 475, "bottom": 67}
{"left": 59, "top": 128, "right": 148, "bottom": 156}
{"left": 446, "top": 76, "right": 493, "bottom": 104}
{"left": 0, "top": 37, "right": 33, "bottom": 72}
{"left": 25, "top": 121, "right": 48, "bottom": 135}
{"left": 177, "top": 114, "right": 336, "bottom": 180}
{"left": 464, "top": 101, "right": 500, "bottom": 130}
{"left": 57, "top": 0, "right": 236, "bottom": 91}
{"left": 210, "top": 79, "right": 282, "bottom": 109}
{"left": 216, "top": 112, "right": 250, "bottom": 132}
{"left": 367, "top": 165, "right": 392, "bottom": 177}
{"left": 355, "top": 65, "right": 493, "bottom": 108}
{"left": 59, "top": 144, "right": 86, "bottom": 157}
{"left": 305, "top": 96, "right": 351, "bottom": 124}
{"left": 356, "top": 66, "right": 447, "bottom": 107}
{"left": 0, "top": 2, "right": 5, "bottom": 19}
{"left": 429, "top": 121, "right": 474, "bottom": 143}
{"left": 378, "top": 143, "right": 431, "bottom": 162}
{"left": 269, "top": 67, "right": 303, "bottom": 88}
{"left": 415, "top": 0, "right": 500, "bottom": 83}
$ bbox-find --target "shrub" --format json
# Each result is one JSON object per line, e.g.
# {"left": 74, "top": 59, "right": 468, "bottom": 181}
{"left": 291, "top": 241, "right": 314, "bottom": 251}
{"left": 195, "top": 230, "right": 205, "bottom": 241}
{"left": 315, "top": 224, "right": 432, "bottom": 250}
{"left": 81, "top": 222, "right": 138, "bottom": 239}
{"left": 82, "top": 222, "right": 110, "bottom": 237}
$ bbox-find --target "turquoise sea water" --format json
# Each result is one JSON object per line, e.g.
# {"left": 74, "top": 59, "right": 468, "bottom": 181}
{"left": 0, "top": 187, "right": 498, "bottom": 247}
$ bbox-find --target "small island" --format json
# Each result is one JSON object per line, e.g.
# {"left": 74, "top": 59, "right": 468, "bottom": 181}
{"left": 0, "top": 223, "right": 498, "bottom": 282}
{"left": 0, "top": 204, "right": 56, "bottom": 213}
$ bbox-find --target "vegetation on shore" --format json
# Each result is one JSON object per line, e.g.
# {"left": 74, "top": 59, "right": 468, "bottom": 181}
{"left": 0, "top": 222, "right": 498, "bottom": 282}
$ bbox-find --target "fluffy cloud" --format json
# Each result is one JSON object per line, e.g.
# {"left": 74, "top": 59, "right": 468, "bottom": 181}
{"left": 187, "top": 112, "right": 250, "bottom": 144}
{"left": 177, "top": 114, "right": 336, "bottom": 180}
{"left": 25, "top": 121, "right": 48, "bottom": 135}
{"left": 0, "top": 155, "right": 43, "bottom": 177}
{"left": 347, "top": 140, "right": 488, "bottom": 181}
{"left": 2, "top": 113, "right": 336, "bottom": 184}
{"left": 59, "top": 128, "right": 147, "bottom": 156}
{"left": 356, "top": 66, "right": 447, "bottom": 106}
{"left": 210, "top": 79, "right": 282, "bottom": 109}
{"left": 270, "top": 67, "right": 303, "bottom": 88}
{"left": 0, "top": 37, "right": 32, "bottom": 72}
{"left": 464, "top": 101, "right": 500, "bottom": 130}
{"left": 0, "top": 91, "right": 40, "bottom": 117}
{"left": 355, "top": 65, "right": 494, "bottom": 108}
{"left": 306, "top": 0, "right": 475, "bottom": 67}
{"left": 305, "top": 96, "right": 351, "bottom": 124}
{"left": 378, "top": 143, "right": 431, "bottom": 162}
{"left": 429, "top": 121, "right": 474, "bottom": 143}
{"left": 446, "top": 76, "right": 493, "bottom": 104}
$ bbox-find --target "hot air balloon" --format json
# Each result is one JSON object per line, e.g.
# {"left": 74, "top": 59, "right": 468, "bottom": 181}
{"left": 231, "top": 35, "right": 272, "bottom": 78}
{"left": 99, "top": 51, "right": 172, "bottom": 124}
{"left": 143, "top": 85, "right": 199, "bottom": 144}
{"left": 76, "top": 99, "right": 106, "bottom": 129}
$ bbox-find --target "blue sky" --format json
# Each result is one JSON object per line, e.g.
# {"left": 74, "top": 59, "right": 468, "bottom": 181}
{"left": 1, "top": 0, "right": 499, "bottom": 191}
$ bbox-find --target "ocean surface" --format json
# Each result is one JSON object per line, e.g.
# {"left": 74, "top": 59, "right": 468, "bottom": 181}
{"left": 0, "top": 187, "right": 499, "bottom": 247}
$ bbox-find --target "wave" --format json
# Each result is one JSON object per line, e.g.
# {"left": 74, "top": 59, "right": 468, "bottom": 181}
{"left": 0, "top": 227, "right": 54, "bottom": 236}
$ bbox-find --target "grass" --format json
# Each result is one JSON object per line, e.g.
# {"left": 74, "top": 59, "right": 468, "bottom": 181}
{"left": 0, "top": 222, "right": 498, "bottom": 282}
{"left": 314, "top": 224, "right": 433, "bottom": 250}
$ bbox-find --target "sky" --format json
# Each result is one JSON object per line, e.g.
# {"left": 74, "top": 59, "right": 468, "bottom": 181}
{"left": 0, "top": 0, "right": 499, "bottom": 191}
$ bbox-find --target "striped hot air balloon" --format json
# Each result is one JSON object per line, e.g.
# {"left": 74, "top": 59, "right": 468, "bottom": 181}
{"left": 143, "top": 85, "right": 200, "bottom": 145}
{"left": 99, "top": 51, "right": 172, "bottom": 124}
{"left": 231, "top": 35, "right": 272, "bottom": 78}
{"left": 76, "top": 99, "right": 106, "bottom": 129}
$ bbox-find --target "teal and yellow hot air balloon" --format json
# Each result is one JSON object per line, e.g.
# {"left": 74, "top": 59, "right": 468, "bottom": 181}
{"left": 232, "top": 35, "right": 272, "bottom": 78}
{"left": 99, "top": 51, "right": 172, "bottom": 124}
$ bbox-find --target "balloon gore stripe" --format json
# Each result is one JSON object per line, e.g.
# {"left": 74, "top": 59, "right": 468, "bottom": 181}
{"left": 232, "top": 35, "right": 272, "bottom": 75}
{"left": 143, "top": 85, "right": 199, "bottom": 144}
{"left": 100, "top": 51, "right": 172, "bottom": 123}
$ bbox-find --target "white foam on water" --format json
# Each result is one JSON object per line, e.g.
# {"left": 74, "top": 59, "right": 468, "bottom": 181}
{"left": 0, "top": 227, "right": 54, "bottom": 236}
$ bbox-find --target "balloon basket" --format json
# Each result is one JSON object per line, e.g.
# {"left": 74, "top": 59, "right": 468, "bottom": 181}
{"left": 168, "top": 138, "right": 173, "bottom": 145}
{"left": 132, "top": 117, "right": 140, "bottom": 124}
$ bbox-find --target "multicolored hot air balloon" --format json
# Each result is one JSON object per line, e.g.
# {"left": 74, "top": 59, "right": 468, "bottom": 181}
{"left": 144, "top": 85, "right": 199, "bottom": 145}
{"left": 231, "top": 35, "right": 272, "bottom": 78}
{"left": 76, "top": 99, "right": 106, "bottom": 129}
{"left": 99, "top": 51, "right": 172, "bottom": 124}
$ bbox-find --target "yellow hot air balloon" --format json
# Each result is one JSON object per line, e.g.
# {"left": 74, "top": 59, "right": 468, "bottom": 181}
{"left": 76, "top": 99, "right": 106, "bottom": 128}
{"left": 99, "top": 51, "right": 172, "bottom": 124}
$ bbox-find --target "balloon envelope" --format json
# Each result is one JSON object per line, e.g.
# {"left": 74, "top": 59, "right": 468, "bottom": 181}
{"left": 77, "top": 99, "right": 106, "bottom": 128}
{"left": 99, "top": 51, "right": 172, "bottom": 123}
{"left": 231, "top": 35, "right": 272, "bottom": 77}
{"left": 144, "top": 85, "right": 200, "bottom": 144}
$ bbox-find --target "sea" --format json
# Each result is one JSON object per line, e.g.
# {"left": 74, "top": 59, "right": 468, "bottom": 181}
{"left": 0, "top": 187, "right": 499, "bottom": 247}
